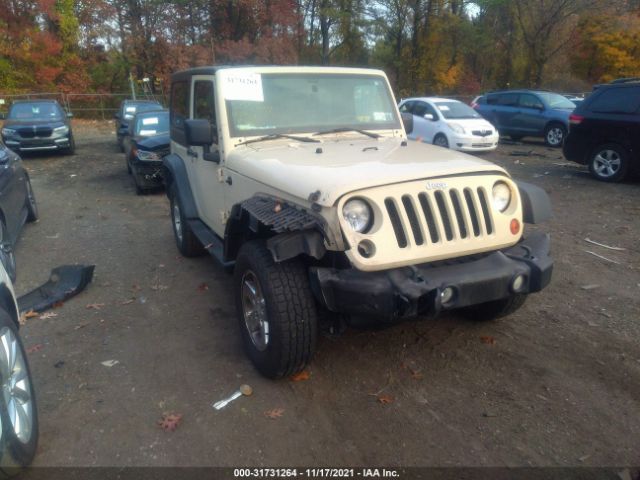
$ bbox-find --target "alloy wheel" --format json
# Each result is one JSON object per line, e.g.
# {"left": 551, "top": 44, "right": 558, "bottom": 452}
{"left": 241, "top": 270, "right": 269, "bottom": 351}
{"left": 593, "top": 149, "right": 621, "bottom": 178}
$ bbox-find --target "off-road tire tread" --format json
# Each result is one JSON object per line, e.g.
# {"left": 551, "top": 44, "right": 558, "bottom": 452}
{"left": 235, "top": 241, "right": 317, "bottom": 378}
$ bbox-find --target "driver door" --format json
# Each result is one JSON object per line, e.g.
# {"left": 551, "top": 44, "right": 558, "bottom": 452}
{"left": 189, "top": 76, "right": 226, "bottom": 236}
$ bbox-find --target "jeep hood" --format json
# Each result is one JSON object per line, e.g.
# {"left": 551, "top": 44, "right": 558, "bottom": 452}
{"left": 226, "top": 137, "right": 507, "bottom": 207}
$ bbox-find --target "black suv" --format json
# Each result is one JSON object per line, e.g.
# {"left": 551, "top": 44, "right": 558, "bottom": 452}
{"left": 563, "top": 79, "right": 640, "bottom": 182}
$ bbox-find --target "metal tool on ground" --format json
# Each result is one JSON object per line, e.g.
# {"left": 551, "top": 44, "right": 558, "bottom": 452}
{"left": 212, "top": 384, "right": 253, "bottom": 410}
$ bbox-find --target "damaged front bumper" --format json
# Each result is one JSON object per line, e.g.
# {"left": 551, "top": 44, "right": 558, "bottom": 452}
{"left": 132, "top": 159, "right": 164, "bottom": 187}
{"left": 310, "top": 232, "right": 552, "bottom": 321}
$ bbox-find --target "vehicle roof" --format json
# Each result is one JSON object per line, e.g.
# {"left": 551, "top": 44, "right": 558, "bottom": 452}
{"left": 171, "top": 65, "right": 387, "bottom": 83}
{"left": 485, "top": 89, "right": 552, "bottom": 95}
{"left": 122, "top": 99, "right": 161, "bottom": 104}
{"left": 134, "top": 108, "right": 168, "bottom": 115}
{"left": 10, "top": 99, "right": 61, "bottom": 105}
{"left": 401, "top": 97, "right": 465, "bottom": 103}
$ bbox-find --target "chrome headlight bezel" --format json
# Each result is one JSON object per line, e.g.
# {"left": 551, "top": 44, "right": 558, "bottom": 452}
{"left": 342, "top": 198, "right": 373, "bottom": 233}
{"left": 1, "top": 128, "right": 16, "bottom": 137}
{"left": 136, "top": 149, "right": 162, "bottom": 161}
{"left": 492, "top": 181, "right": 512, "bottom": 212}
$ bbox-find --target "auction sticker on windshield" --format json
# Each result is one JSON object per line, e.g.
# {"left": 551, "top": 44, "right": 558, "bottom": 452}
{"left": 222, "top": 72, "right": 264, "bottom": 102}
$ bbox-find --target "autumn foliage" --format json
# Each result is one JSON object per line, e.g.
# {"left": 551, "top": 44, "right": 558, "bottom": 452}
{"left": 0, "top": 0, "right": 639, "bottom": 96}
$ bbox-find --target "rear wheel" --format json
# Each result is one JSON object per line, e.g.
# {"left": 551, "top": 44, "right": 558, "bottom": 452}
{"left": 433, "top": 134, "right": 449, "bottom": 149}
{"left": 588, "top": 143, "right": 629, "bottom": 182}
{"left": 463, "top": 294, "right": 527, "bottom": 321}
{"left": 234, "top": 241, "right": 318, "bottom": 378}
{"left": 0, "top": 308, "right": 39, "bottom": 476}
{"left": 169, "top": 187, "right": 204, "bottom": 257}
{"left": 544, "top": 123, "right": 566, "bottom": 147}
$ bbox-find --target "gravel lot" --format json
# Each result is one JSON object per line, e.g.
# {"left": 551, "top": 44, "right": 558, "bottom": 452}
{"left": 13, "top": 121, "right": 640, "bottom": 469}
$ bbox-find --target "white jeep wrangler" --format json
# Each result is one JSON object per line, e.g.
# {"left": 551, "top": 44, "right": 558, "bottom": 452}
{"left": 163, "top": 66, "right": 553, "bottom": 378}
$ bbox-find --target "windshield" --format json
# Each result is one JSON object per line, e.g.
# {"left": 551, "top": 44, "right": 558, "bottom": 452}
{"left": 224, "top": 73, "right": 401, "bottom": 137}
{"left": 8, "top": 102, "right": 63, "bottom": 121}
{"left": 433, "top": 101, "right": 481, "bottom": 119}
{"left": 537, "top": 93, "right": 576, "bottom": 109}
{"left": 124, "top": 102, "right": 162, "bottom": 119}
{"left": 134, "top": 112, "right": 169, "bottom": 136}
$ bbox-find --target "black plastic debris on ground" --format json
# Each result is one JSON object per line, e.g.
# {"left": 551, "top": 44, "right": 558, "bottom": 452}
{"left": 18, "top": 265, "right": 95, "bottom": 313}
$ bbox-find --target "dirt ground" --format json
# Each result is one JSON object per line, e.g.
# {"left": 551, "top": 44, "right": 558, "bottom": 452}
{"left": 12, "top": 121, "right": 640, "bottom": 469}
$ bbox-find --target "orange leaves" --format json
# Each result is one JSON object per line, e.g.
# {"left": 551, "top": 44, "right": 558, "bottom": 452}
{"left": 377, "top": 394, "right": 395, "bottom": 405}
{"left": 264, "top": 408, "right": 284, "bottom": 419}
{"left": 480, "top": 335, "right": 496, "bottom": 345}
{"left": 290, "top": 370, "right": 310, "bottom": 382}
{"left": 158, "top": 412, "right": 183, "bottom": 432}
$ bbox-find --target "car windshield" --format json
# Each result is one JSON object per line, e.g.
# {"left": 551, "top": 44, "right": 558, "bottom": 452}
{"left": 124, "top": 102, "right": 162, "bottom": 119}
{"left": 433, "top": 101, "right": 481, "bottom": 119}
{"left": 134, "top": 112, "right": 169, "bottom": 136}
{"left": 8, "top": 102, "right": 63, "bottom": 120}
{"left": 224, "top": 73, "right": 401, "bottom": 137}
{"left": 537, "top": 93, "right": 576, "bottom": 109}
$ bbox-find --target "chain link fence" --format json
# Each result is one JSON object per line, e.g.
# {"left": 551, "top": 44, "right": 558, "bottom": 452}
{"left": 0, "top": 92, "right": 168, "bottom": 119}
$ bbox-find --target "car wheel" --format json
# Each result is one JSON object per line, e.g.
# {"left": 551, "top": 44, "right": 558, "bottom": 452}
{"left": 433, "top": 134, "right": 449, "bottom": 149}
{"left": 168, "top": 187, "right": 204, "bottom": 257}
{"left": 544, "top": 123, "right": 566, "bottom": 147}
{"left": 463, "top": 294, "right": 527, "bottom": 321}
{"left": 588, "top": 144, "right": 629, "bottom": 182}
{"left": 234, "top": 241, "right": 318, "bottom": 378}
{"left": 0, "top": 224, "right": 16, "bottom": 283}
{"left": 64, "top": 134, "right": 76, "bottom": 155}
{"left": 0, "top": 308, "right": 38, "bottom": 476}
{"left": 24, "top": 180, "right": 38, "bottom": 223}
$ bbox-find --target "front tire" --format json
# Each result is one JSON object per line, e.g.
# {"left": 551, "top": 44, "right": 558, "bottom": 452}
{"left": 63, "top": 134, "right": 76, "bottom": 155}
{"left": 234, "top": 241, "right": 318, "bottom": 378}
{"left": 433, "top": 134, "right": 449, "bottom": 149}
{"left": 168, "top": 187, "right": 204, "bottom": 257}
{"left": 588, "top": 143, "right": 629, "bottom": 182}
{"left": 544, "top": 123, "right": 566, "bottom": 147}
{"left": 0, "top": 308, "right": 39, "bottom": 476}
{"left": 463, "top": 294, "right": 527, "bottom": 321}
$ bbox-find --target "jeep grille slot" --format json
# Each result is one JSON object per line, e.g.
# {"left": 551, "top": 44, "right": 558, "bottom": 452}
{"left": 449, "top": 190, "right": 468, "bottom": 239}
{"left": 434, "top": 191, "right": 454, "bottom": 241}
{"left": 384, "top": 198, "right": 408, "bottom": 248}
{"left": 477, "top": 188, "right": 494, "bottom": 235}
{"left": 464, "top": 188, "right": 481, "bottom": 237}
{"left": 418, "top": 193, "right": 439, "bottom": 243}
{"left": 401, "top": 195, "right": 424, "bottom": 246}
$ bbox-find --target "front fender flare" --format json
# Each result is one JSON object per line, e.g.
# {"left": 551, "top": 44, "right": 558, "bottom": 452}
{"left": 516, "top": 181, "right": 552, "bottom": 224}
{"left": 162, "top": 153, "right": 198, "bottom": 219}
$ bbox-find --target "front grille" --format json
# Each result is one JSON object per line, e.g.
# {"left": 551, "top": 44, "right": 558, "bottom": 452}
{"left": 17, "top": 126, "right": 53, "bottom": 138}
{"left": 384, "top": 186, "right": 494, "bottom": 248}
{"left": 472, "top": 129, "right": 493, "bottom": 137}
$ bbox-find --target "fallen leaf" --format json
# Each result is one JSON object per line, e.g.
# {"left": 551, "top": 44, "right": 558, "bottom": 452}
{"left": 27, "top": 344, "right": 44, "bottom": 354}
{"left": 197, "top": 283, "right": 209, "bottom": 292}
{"left": 290, "top": 370, "right": 310, "bottom": 382}
{"left": 74, "top": 322, "right": 89, "bottom": 330}
{"left": 480, "top": 335, "right": 496, "bottom": 345}
{"left": 86, "top": 303, "right": 105, "bottom": 310}
{"left": 121, "top": 299, "right": 134, "bottom": 305}
{"left": 377, "top": 394, "right": 395, "bottom": 405}
{"left": 19, "top": 310, "right": 39, "bottom": 325}
{"left": 101, "top": 360, "right": 119, "bottom": 367}
{"left": 157, "top": 412, "right": 183, "bottom": 432}
{"left": 39, "top": 312, "right": 58, "bottom": 320}
{"left": 264, "top": 408, "right": 285, "bottom": 419}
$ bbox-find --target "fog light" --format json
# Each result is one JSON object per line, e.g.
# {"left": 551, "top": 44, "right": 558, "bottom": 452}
{"left": 510, "top": 219, "right": 520, "bottom": 235}
{"left": 512, "top": 274, "right": 526, "bottom": 292}
{"left": 440, "top": 286, "right": 455, "bottom": 305}
{"left": 357, "top": 240, "right": 376, "bottom": 258}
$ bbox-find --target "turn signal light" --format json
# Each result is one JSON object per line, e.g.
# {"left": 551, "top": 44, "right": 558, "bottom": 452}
{"left": 569, "top": 114, "right": 584, "bottom": 125}
{"left": 510, "top": 219, "right": 520, "bottom": 235}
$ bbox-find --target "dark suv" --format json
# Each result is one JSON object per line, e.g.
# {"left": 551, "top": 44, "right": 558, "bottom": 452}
{"left": 473, "top": 90, "right": 576, "bottom": 147}
{"left": 114, "top": 99, "right": 162, "bottom": 151}
{"left": 563, "top": 80, "right": 640, "bottom": 182}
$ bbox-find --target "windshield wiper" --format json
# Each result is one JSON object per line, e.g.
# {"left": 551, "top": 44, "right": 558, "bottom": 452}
{"left": 313, "top": 127, "right": 380, "bottom": 139}
{"left": 236, "top": 133, "right": 319, "bottom": 146}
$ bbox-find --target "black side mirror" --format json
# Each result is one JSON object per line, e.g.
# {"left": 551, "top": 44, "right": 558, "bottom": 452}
{"left": 401, "top": 112, "right": 413, "bottom": 135}
{"left": 185, "top": 119, "right": 213, "bottom": 146}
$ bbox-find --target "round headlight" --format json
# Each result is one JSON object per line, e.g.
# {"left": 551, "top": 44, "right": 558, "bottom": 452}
{"left": 342, "top": 199, "right": 372, "bottom": 233}
{"left": 492, "top": 181, "right": 512, "bottom": 212}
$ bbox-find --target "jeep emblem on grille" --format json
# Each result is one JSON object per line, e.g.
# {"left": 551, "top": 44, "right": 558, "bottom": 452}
{"left": 426, "top": 181, "right": 447, "bottom": 190}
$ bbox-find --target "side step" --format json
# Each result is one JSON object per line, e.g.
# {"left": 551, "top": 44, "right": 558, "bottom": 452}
{"left": 187, "top": 219, "right": 235, "bottom": 269}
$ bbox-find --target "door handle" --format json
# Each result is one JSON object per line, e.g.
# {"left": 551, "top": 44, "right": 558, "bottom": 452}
{"left": 187, "top": 148, "right": 198, "bottom": 158}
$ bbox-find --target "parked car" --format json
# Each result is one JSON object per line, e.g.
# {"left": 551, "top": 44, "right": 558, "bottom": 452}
{"left": 126, "top": 110, "right": 169, "bottom": 194}
{"left": 164, "top": 66, "right": 553, "bottom": 378}
{"left": 0, "top": 141, "right": 38, "bottom": 280}
{"left": 0, "top": 100, "right": 74, "bottom": 155}
{"left": 398, "top": 97, "right": 499, "bottom": 152}
{"left": 563, "top": 79, "right": 640, "bottom": 182}
{"left": 0, "top": 261, "right": 39, "bottom": 474}
{"left": 114, "top": 99, "right": 162, "bottom": 151}
{"left": 473, "top": 90, "right": 576, "bottom": 147}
